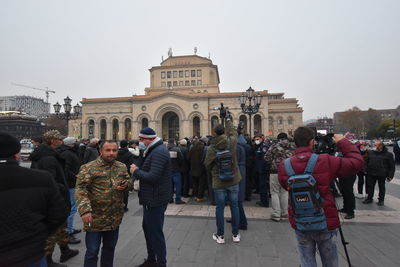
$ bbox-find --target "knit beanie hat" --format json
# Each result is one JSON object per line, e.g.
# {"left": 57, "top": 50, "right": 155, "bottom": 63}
{"left": 0, "top": 132, "right": 21, "bottom": 158}
{"left": 277, "top": 132, "right": 288, "bottom": 140}
{"left": 179, "top": 139, "right": 187, "bottom": 146}
{"left": 120, "top": 140, "right": 128, "bottom": 148}
{"left": 63, "top": 137, "right": 77, "bottom": 146}
{"left": 139, "top": 127, "right": 157, "bottom": 139}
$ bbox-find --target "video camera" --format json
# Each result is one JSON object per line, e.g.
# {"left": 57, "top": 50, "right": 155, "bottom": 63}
{"left": 314, "top": 133, "right": 336, "bottom": 155}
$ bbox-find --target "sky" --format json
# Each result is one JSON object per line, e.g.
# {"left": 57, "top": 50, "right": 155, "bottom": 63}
{"left": 0, "top": 0, "right": 399, "bottom": 121}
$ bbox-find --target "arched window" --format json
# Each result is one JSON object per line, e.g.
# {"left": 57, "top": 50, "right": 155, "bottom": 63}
{"left": 112, "top": 119, "right": 119, "bottom": 140}
{"left": 88, "top": 120, "right": 94, "bottom": 138}
{"left": 254, "top": 114, "right": 262, "bottom": 135}
{"left": 239, "top": 115, "right": 247, "bottom": 134}
{"left": 211, "top": 115, "right": 219, "bottom": 130}
{"left": 124, "top": 118, "right": 132, "bottom": 140}
{"left": 142, "top": 118, "right": 148, "bottom": 129}
{"left": 287, "top": 116, "right": 293, "bottom": 125}
{"left": 100, "top": 119, "right": 107, "bottom": 140}
{"left": 277, "top": 116, "right": 283, "bottom": 125}
{"left": 193, "top": 116, "right": 200, "bottom": 137}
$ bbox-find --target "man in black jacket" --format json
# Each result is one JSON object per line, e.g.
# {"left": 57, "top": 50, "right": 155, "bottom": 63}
{"left": 83, "top": 138, "right": 99, "bottom": 164}
{"left": 167, "top": 138, "right": 186, "bottom": 204}
{"left": 117, "top": 140, "right": 135, "bottom": 212}
{"left": 131, "top": 128, "right": 172, "bottom": 267}
{"left": 58, "top": 137, "right": 82, "bottom": 244}
{"left": 0, "top": 132, "right": 68, "bottom": 267}
{"left": 363, "top": 141, "right": 395, "bottom": 206}
{"left": 30, "top": 130, "right": 79, "bottom": 266}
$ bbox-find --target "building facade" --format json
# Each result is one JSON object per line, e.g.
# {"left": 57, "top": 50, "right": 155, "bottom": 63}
{"left": 0, "top": 95, "right": 50, "bottom": 118}
{"left": 0, "top": 111, "right": 44, "bottom": 139}
{"left": 74, "top": 55, "right": 303, "bottom": 140}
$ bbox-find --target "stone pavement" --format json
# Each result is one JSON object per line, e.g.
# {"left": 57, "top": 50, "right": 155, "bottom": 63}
{"left": 55, "top": 169, "right": 400, "bottom": 267}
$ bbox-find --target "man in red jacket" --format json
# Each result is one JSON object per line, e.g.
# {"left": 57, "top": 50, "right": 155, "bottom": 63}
{"left": 278, "top": 127, "right": 363, "bottom": 267}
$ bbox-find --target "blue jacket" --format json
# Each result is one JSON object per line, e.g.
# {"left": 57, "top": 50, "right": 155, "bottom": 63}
{"left": 134, "top": 139, "right": 172, "bottom": 207}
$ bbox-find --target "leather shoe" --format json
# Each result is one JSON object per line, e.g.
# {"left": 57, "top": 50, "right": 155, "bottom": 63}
{"left": 71, "top": 228, "right": 81, "bottom": 234}
{"left": 59, "top": 247, "right": 79, "bottom": 262}
{"left": 68, "top": 234, "right": 81, "bottom": 244}
{"left": 344, "top": 213, "right": 355, "bottom": 219}
{"left": 135, "top": 258, "right": 157, "bottom": 267}
{"left": 377, "top": 201, "right": 384, "bottom": 206}
{"left": 175, "top": 200, "right": 186, "bottom": 204}
{"left": 362, "top": 199, "right": 372, "bottom": 204}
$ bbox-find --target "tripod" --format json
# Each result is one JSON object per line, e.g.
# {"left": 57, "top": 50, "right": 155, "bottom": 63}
{"left": 334, "top": 178, "right": 353, "bottom": 267}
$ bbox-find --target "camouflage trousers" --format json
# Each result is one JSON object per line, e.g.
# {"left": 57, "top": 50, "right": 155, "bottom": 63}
{"left": 45, "top": 222, "right": 69, "bottom": 255}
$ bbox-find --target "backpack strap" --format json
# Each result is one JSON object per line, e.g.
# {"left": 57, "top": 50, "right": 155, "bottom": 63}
{"left": 304, "top": 153, "right": 319, "bottom": 174}
{"left": 284, "top": 158, "right": 296, "bottom": 176}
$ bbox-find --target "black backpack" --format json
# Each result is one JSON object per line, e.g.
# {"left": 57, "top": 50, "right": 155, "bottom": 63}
{"left": 212, "top": 137, "right": 235, "bottom": 181}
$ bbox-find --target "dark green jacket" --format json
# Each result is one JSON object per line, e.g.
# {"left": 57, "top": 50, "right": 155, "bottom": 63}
{"left": 204, "top": 119, "right": 241, "bottom": 189}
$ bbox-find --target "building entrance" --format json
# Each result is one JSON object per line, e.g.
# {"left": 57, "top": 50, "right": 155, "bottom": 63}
{"left": 162, "top": 111, "right": 179, "bottom": 140}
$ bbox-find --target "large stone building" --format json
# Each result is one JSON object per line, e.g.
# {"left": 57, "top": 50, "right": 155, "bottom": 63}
{"left": 0, "top": 95, "right": 50, "bottom": 118}
{"left": 75, "top": 55, "right": 303, "bottom": 140}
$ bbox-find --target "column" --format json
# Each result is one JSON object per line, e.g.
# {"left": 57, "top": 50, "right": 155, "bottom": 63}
{"left": 94, "top": 121, "right": 100, "bottom": 139}
{"left": 119, "top": 121, "right": 124, "bottom": 140}
{"left": 107, "top": 121, "right": 112, "bottom": 140}
{"left": 82, "top": 123, "right": 88, "bottom": 138}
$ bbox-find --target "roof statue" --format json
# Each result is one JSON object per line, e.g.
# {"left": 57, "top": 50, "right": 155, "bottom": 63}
{"left": 168, "top": 48, "right": 173, "bottom": 57}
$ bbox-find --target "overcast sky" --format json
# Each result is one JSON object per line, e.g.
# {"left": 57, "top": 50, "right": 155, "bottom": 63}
{"left": 1, "top": 0, "right": 399, "bottom": 121}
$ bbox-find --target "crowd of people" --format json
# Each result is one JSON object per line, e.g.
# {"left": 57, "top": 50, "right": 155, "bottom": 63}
{"left": 0, "top": 118, "right": 398, "bottom": 267}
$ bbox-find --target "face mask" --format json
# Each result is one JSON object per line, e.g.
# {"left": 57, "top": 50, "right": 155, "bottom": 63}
{"left": 139, "top": 142, "right": 146, "bottom": 149}
{"left": 255, "top": 140, "right": 261, "bottom": 145}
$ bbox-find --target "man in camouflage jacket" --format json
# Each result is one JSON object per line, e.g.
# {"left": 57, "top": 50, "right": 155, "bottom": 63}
{"left": 264, "top": 133, "right": 296, "bottom": 221}
{"left": 76, "top": 140, "right": 131, "bottom": 267}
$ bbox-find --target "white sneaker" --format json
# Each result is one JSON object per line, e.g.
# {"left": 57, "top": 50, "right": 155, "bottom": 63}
{"left": 355, "top": 193, "right": 364, "bottom": 199}
{"left": 232, "top": 233, "right": 241, "bottom": 243}
{"left": 212, "top": 233, "right": 225, "bottom": 244}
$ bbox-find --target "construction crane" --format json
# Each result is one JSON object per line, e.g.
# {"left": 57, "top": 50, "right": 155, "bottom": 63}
{"left": 11, "top": 82, "right": 56, "bottom": 103}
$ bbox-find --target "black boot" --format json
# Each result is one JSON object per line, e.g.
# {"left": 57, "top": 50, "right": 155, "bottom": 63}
{"left": 46, "top": 254, "right": 67, "bottom": 267}
{"left": 135, "top": 258, "right": 158, "bottom": 267}
{"left": 59, "top": 244, "right": 79, "bottom": 262}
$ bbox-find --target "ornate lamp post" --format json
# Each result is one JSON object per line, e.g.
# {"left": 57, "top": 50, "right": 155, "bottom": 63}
{"left": 239, "top": 86, "right": 262, "bottom": 136}
{"left": 53, "top": 96, "right": 82, "bottom": 136}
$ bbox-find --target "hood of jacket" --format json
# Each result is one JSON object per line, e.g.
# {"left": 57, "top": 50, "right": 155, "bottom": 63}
{"left": 210, "top": 134, "right": 229, "bottom": 150}
{"left": 278, "top": 139, "right": 293, "bottom": 149}
{"left": 29, "top": 144, "right": 59, "bottom": 162}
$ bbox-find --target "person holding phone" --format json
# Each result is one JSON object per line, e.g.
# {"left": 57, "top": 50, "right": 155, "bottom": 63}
{"left": 76, "top": 140, "right": 132, "bottom": 267}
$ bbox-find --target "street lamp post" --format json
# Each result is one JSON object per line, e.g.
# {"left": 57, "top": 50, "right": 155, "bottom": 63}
{"left": 53, "top": 96, "right": 82, "bottom": 136}
{"left": 239, "top": 86, "right": 262, "bottom": 136}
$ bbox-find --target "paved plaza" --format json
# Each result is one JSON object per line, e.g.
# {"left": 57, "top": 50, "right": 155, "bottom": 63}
{"left": 49, "top": 168, "right": 400, "bottom": 267}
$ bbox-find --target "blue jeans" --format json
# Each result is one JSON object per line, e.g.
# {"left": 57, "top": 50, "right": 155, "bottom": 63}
{"left": 67, "top": 188, "right": 77, "bottom": 234}
{"left": 295, "top": 229, "right": 338, "bottom": 267}
{"left": 27, "top": 256, "right": 47, "bottom": 267}
{"left": 172, "top": 172, "right": 182, "bottom": 202}
{"left": 84, "top": 228, "right": 119, "bottom": 267}
{"left": 143, "top": 205, "right": 167, "bottom": 265}
{"left": 214, "top": 184, "right": 240, "bottom": 236}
